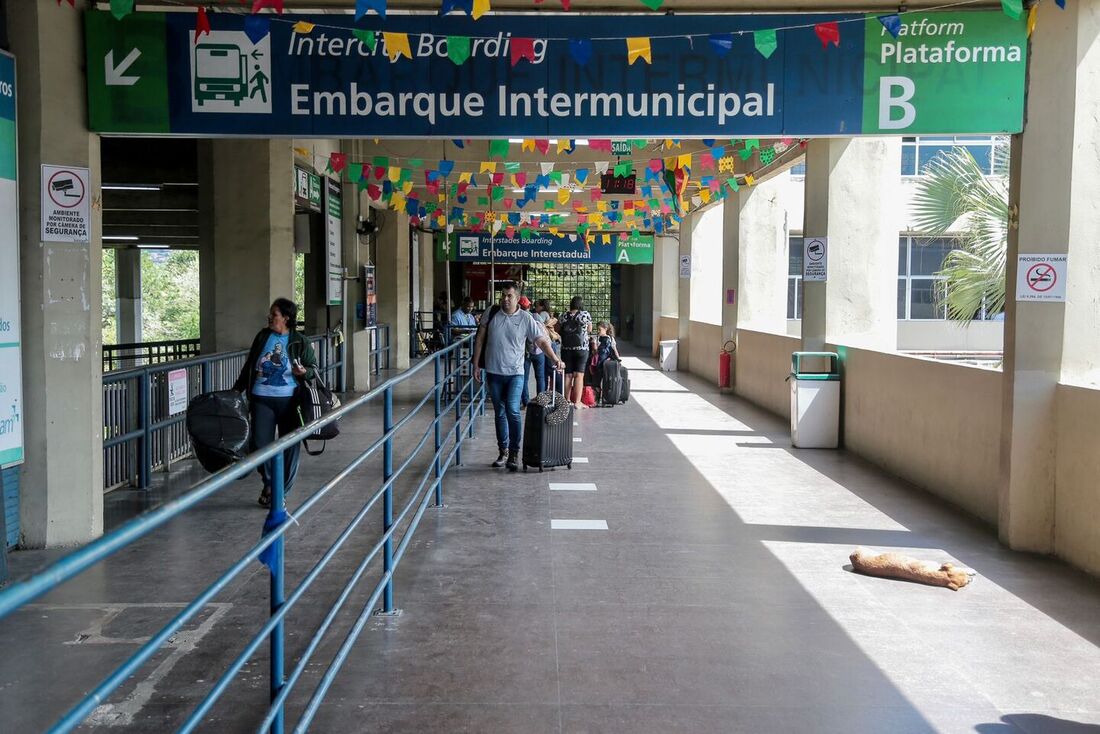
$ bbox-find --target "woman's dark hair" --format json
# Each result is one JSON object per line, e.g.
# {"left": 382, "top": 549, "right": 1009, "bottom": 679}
{"left": 569, "top": 296, "right": 584, "bottom": 311}
{"left": 272, "top": 297, "right": 298, "bottom": 330}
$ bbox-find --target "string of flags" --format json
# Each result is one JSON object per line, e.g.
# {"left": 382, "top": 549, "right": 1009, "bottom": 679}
{"left": 293, "top": 137, "right": 804, "bottom": 237}
{"left": 94, "top": 0, "right": 1051, "bottom": 59}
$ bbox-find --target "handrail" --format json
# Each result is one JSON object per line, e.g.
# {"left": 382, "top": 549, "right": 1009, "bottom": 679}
{"left": 100, "top": 328, "right": 396, "bottom": 492}
{"left": 4, "top": 333, "right": 484, "bottom": 733}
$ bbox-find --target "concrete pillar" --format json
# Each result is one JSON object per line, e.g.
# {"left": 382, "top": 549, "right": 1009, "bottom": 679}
{"left": 9, "top": 0, "right": 104, "bottom": 546}
{"left": 999, "top": 3, "right": 1100, "bottom": 553}
{"left": 722, "top": 175, "right": 791, "bottom": 341}
{"left": 340, "top": 176, "right": 362, "bottom": 390}
{"left": 677, "top": 212, "right": 693, "bottom": 369}
{"left": 418, "top": 230, "right": 434, "bottom": 319}
{"left": 198, "top": 139, "right": 294, "bottom": 353}
{"left": 115, "top": 246, "right": 142, "bottom": 344}
{"left": 633, "top": 264, "right": 653, "bottom": 351}
{"left": 651, "top": 235, "right": 678, "bottom": 355}
{"left": 801, "top": 138, "right": 901, "bottom": 352}
{"left": 376, "top": 211, "right": 411, "bottom": 370}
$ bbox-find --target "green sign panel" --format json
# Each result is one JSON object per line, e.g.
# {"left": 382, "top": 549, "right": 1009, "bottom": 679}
{"left": 85, "top": 12, "right": 170, "bottom": 133}
{"left": 861, "top": 11, "right": 1025, "bottom": 134}
{"left": 611, "top": 141, "right": 632, "bottom": 156}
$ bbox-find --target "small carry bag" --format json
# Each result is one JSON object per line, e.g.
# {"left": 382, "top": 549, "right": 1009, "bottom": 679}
{"left": 522, "top": 371, "right": 574, "bottom": 472}
{"left": 297, "top": 374, "right": 341, "bottom": 455}
{"left": 186, "top": 390, "right": 252, "bottom": 473}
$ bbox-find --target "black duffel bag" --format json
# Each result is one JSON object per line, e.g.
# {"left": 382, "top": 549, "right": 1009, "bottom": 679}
{"left": 186, "top": 390, "right": 251, "bottom": 473}
{"left": 296, "top": 374, "right": 341, "bottom": 455}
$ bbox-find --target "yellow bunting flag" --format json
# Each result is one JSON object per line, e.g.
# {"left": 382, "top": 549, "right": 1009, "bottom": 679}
{"left": 292, "top": 21, "right": 315, "bottom": 34}
{"left": 480, "top": 161, "right": 497, "bottom": 174}
{"left": 626, "top": 37, "right": 652, "bottom": 65}
{"left": 521, "top": 139, "right": 536, "bottom": 152}
{"left": 1027, "top": 5, "right": 1038, "bottom": 36}
{"left": 596, "top": 200, "right": 609, "bottom": 212}
{"left": 745, "top": 174, "right": 756, "bottom": 186}
{"left": 557, "top": 139, "right": 573, "bottom": 154}
{"left": 677, "top": 153, "right": 692, "bottom": 170}
{"left": 391, "top": 193, "right": 406, "bottom": 211}
{"left": 700, "top": 190, "right": 711, "bottom": 204}
{"left": 558, "top": 189, "right": 571, "bottom": 205}
{"left": 459, "top": 171, "right": 473, "bottom": 183}
{"left": 383, "top": 32, "right": 412, "bottom": 61}
{"left": 601, "top": 234, "right": 611, "bottom": 245}
{"left": 293, "top": 147, "right": 310, "bottom": 157}
{"left": 585, "top": 233, "right": 596, "bottom": 245}
{"left": 549, "top": 227, "right": 560, "bottom": 236}
{"left": 402, "top": 181, "right": 414, "bottom": 194}
{"left": 664, "top": 139, "right": 681, "bottom": 150}
{"left": 388, "top": 166, "right": 402, "bottom": 182}
{"left": 472, "top": 0, "right": 490, "bottom": 20}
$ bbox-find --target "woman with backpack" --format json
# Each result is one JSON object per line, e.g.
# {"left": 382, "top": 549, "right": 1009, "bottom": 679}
{"left": 556, "top": 296, "right": 592, "bottom": 409}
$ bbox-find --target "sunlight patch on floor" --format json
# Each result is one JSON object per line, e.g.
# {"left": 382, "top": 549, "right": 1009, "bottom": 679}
{"left": 630, "top": 390, "right": 752, "bottom": 431}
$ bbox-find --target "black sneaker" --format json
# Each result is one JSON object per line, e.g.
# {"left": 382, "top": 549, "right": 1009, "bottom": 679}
{"left": 506, "top": 451, "right": 518, "bottom": 472}
{"left": 491, "top": 450, "right": 507, "bottom": 468}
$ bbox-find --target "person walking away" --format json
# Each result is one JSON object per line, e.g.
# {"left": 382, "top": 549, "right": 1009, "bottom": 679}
{"left": 234, "top": 298, "right": 318, "bottom": 508}
{"left": 557, "top": 296, "right": 592, "bottom": 409}
{"left": 473, "top": 283, "right": 564, "bottom": 472}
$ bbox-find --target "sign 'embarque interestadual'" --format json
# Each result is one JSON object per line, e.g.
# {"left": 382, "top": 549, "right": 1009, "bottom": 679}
{"left": 85, "top": 10, "right": 1026, "bottom": 137}
{"left": 439, "top": 231, "right": 654, "bottom": 265}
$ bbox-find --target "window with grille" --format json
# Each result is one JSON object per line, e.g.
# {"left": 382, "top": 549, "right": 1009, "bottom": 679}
{"left": 524, "top": 264, "right": 612, "bottom": 325}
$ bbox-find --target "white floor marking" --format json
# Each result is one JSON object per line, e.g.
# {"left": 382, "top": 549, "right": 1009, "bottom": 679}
{"left": 551, "top": 519, "right": 608, "bottom": 530}
{"left": 572, "top": 457, "right": 589, "bottom": 463}
{"left": 573, "top": 437, "right": 582, "bottom": 442}
{"left": 550, "top": 482, "right": 597, "bottom": 491}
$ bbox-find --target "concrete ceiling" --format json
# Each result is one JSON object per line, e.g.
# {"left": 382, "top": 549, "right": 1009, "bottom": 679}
{"left": 136, "top": 1, "right": 998, "bottom": 12}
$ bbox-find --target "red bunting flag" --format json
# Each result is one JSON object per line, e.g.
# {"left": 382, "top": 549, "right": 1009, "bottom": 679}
{"left": 511, "top": 38, "right": 538, "bottom": 66}
{"left": 195, "top": 7, "right": 211, "bottom": 41}
{"left": 647, "top": 158, "right": 663, "bottom": 173}
{"left": 252, "top": 0, "right": 285, "bottom": 12}
{"left": 589, "top": 139, "right": 613, "bottom": 153}
{"left": 328, "top": 152, "right": 347, "bottom": 174}
{"left": 457, "top": 181, "right": 470, "bottom": 195}
{"left": 560, "top": 0, "right": 571, "bottom": 9}
{"left": 57, "top": 0, "right": 76, "bottom": 6}
{"left": 373, "top": 165, "right": 386, "bottom": 180}
{"left": 367, "top": 184, "right": 381, "bottom": 201}
{"left": 515, "top": 172, "right": 527, "bottom": 187}
{"left": 534, "top": 139, "right": 550, "bottom": 155}
{"left": 503, "top": 199, "right": 514, "bottom": 209}
{"left": 814, "top": 22, "right": 840, "bottom": 48}
{"left": 491, "top": 172, "right": 504, "bottom": 185}
{"left": 505, "top": 226, "right": 516, "bottom": 238}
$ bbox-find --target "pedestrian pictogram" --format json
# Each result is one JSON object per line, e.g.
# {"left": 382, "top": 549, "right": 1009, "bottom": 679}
{"left": 1017, "top": 254, "right": 1067, "bottom": 302}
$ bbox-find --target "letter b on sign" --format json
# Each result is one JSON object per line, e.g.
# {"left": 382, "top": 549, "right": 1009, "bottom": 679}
{"left": 879, "top": 76, "right": 916, "bottom": 130}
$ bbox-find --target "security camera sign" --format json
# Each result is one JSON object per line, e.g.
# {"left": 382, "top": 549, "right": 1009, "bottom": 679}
{"left": 41, "top": 165, "right": 91, "bottom": 243}
{"left": 803, "top": 237, "right": 828, "bottom": 282}
{"left": 1017, "top": 254, "right": 1067, "bottom": 302}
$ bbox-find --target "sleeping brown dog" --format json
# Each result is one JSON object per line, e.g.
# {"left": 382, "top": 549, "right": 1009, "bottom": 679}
{"left": 850, "top": 547, "right": 973, "bottom": 591}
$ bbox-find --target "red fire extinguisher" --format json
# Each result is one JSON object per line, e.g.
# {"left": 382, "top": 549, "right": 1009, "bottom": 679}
{"left": 719, "top": 339, "right": 736, "bottom": 389}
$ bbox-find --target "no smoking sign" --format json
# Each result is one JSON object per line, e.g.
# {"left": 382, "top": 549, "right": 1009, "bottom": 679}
{"left": 1017, "top": 254, "right": 1067, "bottom": 302}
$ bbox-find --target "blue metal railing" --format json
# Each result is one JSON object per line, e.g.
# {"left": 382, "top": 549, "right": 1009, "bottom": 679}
{"left": 103, "top": 325, "right": 392, "bottom": 492}
{"left": 1, "top": 333, "right": 484, "bottom": 733}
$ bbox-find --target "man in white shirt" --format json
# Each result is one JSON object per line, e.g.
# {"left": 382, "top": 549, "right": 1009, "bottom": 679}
{"left": 473, "top": 283, "right": 564, "bottom": 471}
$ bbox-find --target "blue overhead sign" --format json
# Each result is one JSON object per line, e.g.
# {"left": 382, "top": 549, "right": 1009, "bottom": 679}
{"left": 440, "top": 231, "right": 654, "bottom": 264}
{"left": 85, "top": 10, "right": 1026, "bottom": 137}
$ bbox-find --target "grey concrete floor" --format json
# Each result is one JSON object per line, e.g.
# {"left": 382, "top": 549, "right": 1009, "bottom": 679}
{"left": 2, "top": 354, "right": 1100, "bottom": 733}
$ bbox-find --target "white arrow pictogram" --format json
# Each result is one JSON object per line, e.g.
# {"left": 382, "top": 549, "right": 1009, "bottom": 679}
{"left": 105, "top": 49, "right": 141, "bottom": 86}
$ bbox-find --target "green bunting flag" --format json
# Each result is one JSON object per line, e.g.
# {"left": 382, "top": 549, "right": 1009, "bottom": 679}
{"left": 447, "top": 36, "right": 471, "bottom": 65}
{"left": 110, "top": 0, "right": 135, "bottom": 20}
{"left": 492, "top": 186, "right": 504, "bottom": 201}
{"left": 478, "top": 196, "right": 489, "bottom": 206}
{"left": 639, "top": 0, "right": 663, "bottom": 10}
{"left": 353, "top": 30, "right": 378, "bottom": 52}
{"left": 348, "top": 163, "right": 364, "bottom": 182}
{"left": 505, "top": 161, "right": 522, "bottom": 173}
{"left": 726, "top": 177, "right": 740, "bottom": 192}
{"left": 488, "top": 139, "right": 510, "bottom": 159}
{"left": 549, "top": 171, "right": 563, "bottom": 185}
{"left": 1000, "top": 0, "right": 1023, "bottom": 20}
{"left": 372, "top": 155, "right": 388, "bottom": 168}
{"left": 753, "top": 28, "right": 778, "bottom": 59}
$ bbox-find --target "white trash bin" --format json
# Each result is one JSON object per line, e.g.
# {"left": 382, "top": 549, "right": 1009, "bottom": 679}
{"left": 789, "top": 352, "right": 840, "bottom": 449}
{"left": 659, "top": 339, "right": 679, "bottom": 372}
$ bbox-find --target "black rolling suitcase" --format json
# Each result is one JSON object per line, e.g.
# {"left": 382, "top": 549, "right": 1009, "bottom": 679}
{"left": 522, "top": 372, "right": 574, "bottom": 472}
{"left": 599, "top": 360, "right": 623, "bottom": 407}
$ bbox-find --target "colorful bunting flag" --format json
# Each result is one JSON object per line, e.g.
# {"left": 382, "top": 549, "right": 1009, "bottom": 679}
{"left": 447, "top": 36, "right": 470, "bottom": 65}
{"left": 440, "top": 0, "right": 473, "bottom": 15}
{"left": 557, "top": 139, "right": 574, "bottom": 154}
{"left": 356, "top": 0, "right": 386, "bottom": 19}
{"left": 639, "top": 0, "right": 663, "bottom": 9}
{"left": 814, "top": 21, "right": 840, "bottom": 48}
{"left": 438, "top": 160, "right": 455, "bottom": 178}
{"left": 1027, "top": 5, "right": 1038, "bottom": 36}
{"left": 353, "top": 30, "right": 378, "bottom": 51}
{"left": 328, "top": 152, "right": 347, "bottom": 174}
{"left": 505, "top": 162, "right": 521, "bottom": 173}
{"left": 195, "top": 7, "right": 211, "bottom": 41}
{"left": 245, "top": 15, "right": 272, "bottom": 43}
{"left": 452, "top": 139, "right": 465, "bottom": 148}
{"left": 709, "top": 33, "right": 733, "bottom": 57}
{"left": 535, "top": 139, "right": 550, "bottom": 155}
{"left": 569, "top": 39, "right": 593, "bottom": 66}
{"left": 488, "top": 139, "right": 510, "bottom": 159}
{"left": 753, "top": 28, "right": 778, "bottom": 59}
{"left": 292, "top": 20, "right": 316, "bottom": 34}
{"left": 1001, "top": 0, "right": 1023, "bottom": 19}
{"left": 626, "top": 37, "right": 652, "bottom": 65}
{"left": 480, "top": 161, "right": 497, "bottom": 174}
{"left": 878, "top": 14, "right": 902, "bottom": 39}
{"left": 472, "top": 0, "right": 490, "bottom": 20}
{"left": 348, "top": 163, "right": 364, "bottom": 183}
{"left": 511, "top": 38, "right": 538, "bottom": 66}
{"left": 540, "top": 162, "right": 555, "bottom": 175}
{"left": 110, "top": 0, "right": 134, "bottom": 21}
{"left": 383, "top": 32, "right": 412, "bottom": 61}
{"left": 252, "top": 0, "right": 284, "bottom": 12}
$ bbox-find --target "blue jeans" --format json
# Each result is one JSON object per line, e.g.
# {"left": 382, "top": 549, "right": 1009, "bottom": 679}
{"left": 522, "top": 352, "right": 547, "bottom": 405}
{"left": 486, "top": 372, "right": 525, "bottom": 452}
